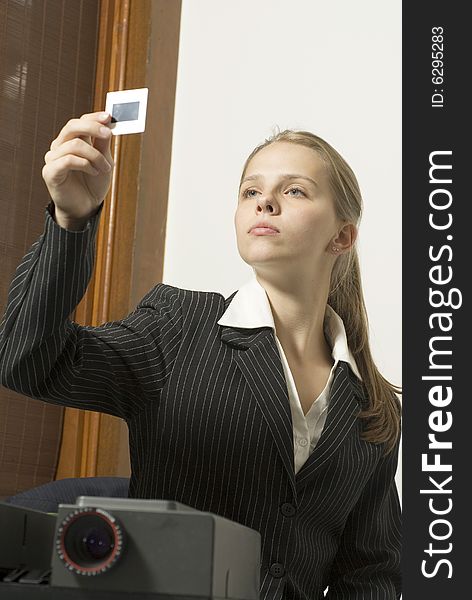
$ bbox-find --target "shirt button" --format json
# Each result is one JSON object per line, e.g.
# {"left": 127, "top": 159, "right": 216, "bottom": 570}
{"left": 269, "top": 562, "right": 285, "bottom": 578}
{"left": 280, "top": 502, "right": 296, "bottom": 517}
{"left": 299, "top": 438, "right": 308, "bottom": 447}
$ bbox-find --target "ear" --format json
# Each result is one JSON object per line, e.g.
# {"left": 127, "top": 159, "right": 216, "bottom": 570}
{"left": 333, "top": 222, "right": 358, "bottom": 251}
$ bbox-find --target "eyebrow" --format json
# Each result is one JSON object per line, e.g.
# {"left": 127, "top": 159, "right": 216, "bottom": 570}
{"left": 239, "top": 173, "right": 318, "bottom": 189}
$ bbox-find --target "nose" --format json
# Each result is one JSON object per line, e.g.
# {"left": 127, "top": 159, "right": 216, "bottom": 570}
{"left": 256, "top": 194, "right": 279, "bottom": 214}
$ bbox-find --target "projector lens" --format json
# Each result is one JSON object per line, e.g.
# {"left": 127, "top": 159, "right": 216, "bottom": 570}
{"left": 80, "top": 525, "right": 115, "bottom": 560}
{"left": 56, "top": 507, "right": 124, "bottom": 575}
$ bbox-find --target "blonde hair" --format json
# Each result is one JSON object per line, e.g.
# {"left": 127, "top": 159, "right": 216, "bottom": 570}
{"left": 239, "top": 127, "right": 402, "bottom": 456}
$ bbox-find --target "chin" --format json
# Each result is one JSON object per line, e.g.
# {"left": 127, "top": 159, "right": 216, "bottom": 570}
{"left": 238, "top": 243, "right": 284, "bottom": 266}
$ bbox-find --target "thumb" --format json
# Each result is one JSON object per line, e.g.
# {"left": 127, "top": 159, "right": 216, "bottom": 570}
{"left": 93, "top": 113, "right": 113, "bottom": 159}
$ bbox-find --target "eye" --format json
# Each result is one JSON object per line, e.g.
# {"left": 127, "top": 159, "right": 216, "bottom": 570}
{"left": 242, "top": 188, "right": 258, "bottom": 198}
{"left": 287, "top": 187, "right": 305, "bottom": 196}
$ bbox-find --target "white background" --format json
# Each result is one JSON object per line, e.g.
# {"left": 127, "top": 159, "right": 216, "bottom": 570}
{"left": 162, "top": 0, "right": 402, "bottom": 496}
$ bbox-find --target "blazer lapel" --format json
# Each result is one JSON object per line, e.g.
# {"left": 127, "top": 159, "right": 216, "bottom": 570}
{"left": 220, "top": 322, "right": 297, "bottom": 497}
{"left": 218, "top": 291, "right": 364, "bottom": 498}
{"left": 294, "top": 361, "right": 362, "bottom": 490}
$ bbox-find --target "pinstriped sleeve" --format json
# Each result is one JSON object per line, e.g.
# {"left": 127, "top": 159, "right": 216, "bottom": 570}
{"left": 325, "top": 434, "right": 402, "bottom": 599}
{"left": 0, "top": 201, "right": 183, "bottom": 421}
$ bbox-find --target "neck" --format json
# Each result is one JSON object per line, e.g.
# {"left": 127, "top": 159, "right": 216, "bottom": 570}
{"left": 254, "top": 270, "right": 333, "bottom": 365}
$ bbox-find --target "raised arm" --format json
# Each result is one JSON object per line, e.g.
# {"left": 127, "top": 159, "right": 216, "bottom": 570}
{"left": 0, "top": 112, "right": 183, "bottom": 421}
{"left": 0, "top": 200, "right": 183, "bottom": 421}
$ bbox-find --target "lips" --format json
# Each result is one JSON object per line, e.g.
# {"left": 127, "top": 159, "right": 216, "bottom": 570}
{"left": 248, "top": 222, "right": 280, "bottom": 233}
{"left": 250, "top": 227, "right": 279, "bottom": 236}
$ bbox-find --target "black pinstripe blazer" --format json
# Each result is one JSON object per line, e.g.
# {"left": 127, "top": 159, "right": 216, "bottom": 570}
{"left": 0, "top": 201, "right": 401, "bottom": 600}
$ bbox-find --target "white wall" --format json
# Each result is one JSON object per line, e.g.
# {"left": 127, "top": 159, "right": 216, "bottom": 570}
{"left": 163, "top": 0, "right": 402, "bottom": 496}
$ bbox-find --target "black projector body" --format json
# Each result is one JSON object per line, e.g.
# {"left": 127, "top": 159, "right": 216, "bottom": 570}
{"left": 53, "top": 496, "right": 260, "bottom": 598}
{"left": 0, "top": 496, "right": 261, "bottom": 599}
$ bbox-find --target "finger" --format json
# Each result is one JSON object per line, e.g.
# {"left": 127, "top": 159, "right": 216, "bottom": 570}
{"left": 50, "top": 115, "right": 111, "bottom": 151}
{"left": 78, "top": 112, "right": 112, "bottom": 146}
{"left": 45, "top": 138, "right": 112, "bottom": 173}
{"left": 46, "top": 138, "right": 110, "bottom": 172}
{"left": 92, "top": 123, "right": 113, "bottom": 159}
{"left": 43, "top": 155, "right": 100, "bottom": 185}
{"left": 79, "top": 111, "right": 111, "bottom": 122}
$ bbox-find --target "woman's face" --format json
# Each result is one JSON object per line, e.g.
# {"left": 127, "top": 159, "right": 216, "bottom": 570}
{"left": 234, "top": 141, "right": 342, "bottom": 276}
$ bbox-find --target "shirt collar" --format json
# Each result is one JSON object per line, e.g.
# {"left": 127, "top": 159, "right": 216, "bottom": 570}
{"left": 217, "top": 274, "right": 362, "bottom": 381}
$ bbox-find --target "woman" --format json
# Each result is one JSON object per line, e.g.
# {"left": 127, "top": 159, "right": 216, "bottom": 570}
{"left": 0, "top": 112, "right": 402, "bottom": 599}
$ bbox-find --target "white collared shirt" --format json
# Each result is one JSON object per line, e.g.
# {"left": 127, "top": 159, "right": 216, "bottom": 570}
{"left": 217, "top": 274, "right": 362, "bottom": 474}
